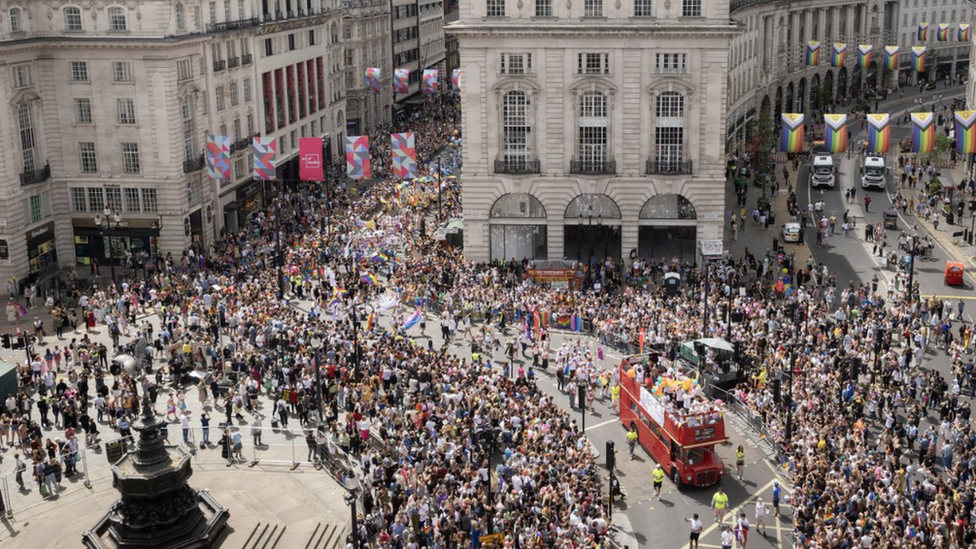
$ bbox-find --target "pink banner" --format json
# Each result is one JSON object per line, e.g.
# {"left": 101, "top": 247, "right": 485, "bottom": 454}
{"left": 299, "top": 137, "right": 324, "bottom": 181}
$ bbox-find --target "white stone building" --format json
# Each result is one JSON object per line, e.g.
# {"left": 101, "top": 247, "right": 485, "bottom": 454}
{"left": 451, "top": 0, "right": 740, "bottom": 265}
{"left": 342, "top": 0, "right": 394, "bottom": 134}
{"left": 0, "top": 0, "right": 345, "bottom": 289}
{"left": 392, "top": 0, "right": 445, "bottom": 114}
{"left": 894, "top": 0, "right": 970, "bottom": 85}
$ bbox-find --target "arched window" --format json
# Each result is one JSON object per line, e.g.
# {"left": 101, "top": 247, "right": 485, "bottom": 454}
{"left": 640, "top": 194, "right": 697, "bottom": 220}
{"left": 655, "top": 92, "right": 684, "bottom": 171}
{"left": 502, "top": 91, "right": 530, "bottom": 167}
{"left": 490, "top": 193, "right": 547, "bottom": 218}
{"left": 109, "top": 7, "right": 127, "bottom": 31}
{"left": 64, "top": 7, "right": 83, "bottom": 31}
{"left": 565, "top": 193, "right": 621, "bottom": 219}
{"left": 18, "top": 103, "right": 37, "bottom": 173}
{"left": 489, "top": 194, "right": 548, "bottom": 261}
{"left": 577, "top": 92, "right": 608, "bottom": 170}
{"left": 181, "top": 96, "right": 196, "bottom": 162}
{"left": 9, "top": 7, "right": 21, "bottom": 32}
{"left": 176, "top": 3, "right": 186, "bottom": 29}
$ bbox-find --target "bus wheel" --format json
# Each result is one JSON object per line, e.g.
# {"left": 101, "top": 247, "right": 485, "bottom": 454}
{"left": 672, "top": 468, "right": 684, "bottom": 490}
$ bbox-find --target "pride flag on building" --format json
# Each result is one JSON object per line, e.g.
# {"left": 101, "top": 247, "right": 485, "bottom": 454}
{"left": 345, "top": 135, "right": 371, "bottom": 180}
{"left": 205, "top": 135, "right": 231, "bottom": 180}
{"left": 831, "top": 43, "right": 847, "bottom": 67}
{"left": 805, "top": 41, "right": 821, "bottom": 66}
{"left": 393, "top": 68, "right": 409, "bottom": 94}
{"left": 911, "top": 112, "right": 936, "bottom": 153}
{"left": 918, "top": 22, "right": 929, "bottom": 41}
{"left": 912, "top": 46, "right": 926, "bottom": 72}
{"left": 824, "top": 114, "right": 848, "bottom": 153}
{"left": 884, "top": 46, "right": 899, "bottom": 70}
{"left": 954, "top": 110, "right": 976, "bottom": 154}
{"left": 364, "top": 67, "right": 381, "bottom": 94}
{"left": 252, "top": 136, "right": 277, "bottom": 180}
{"left": 780, "top": 113, "right": 804, "bottom": 153}
{"left": 422, "top": 69, "right": 438, "bottom": 94}
{"left": 391, "top": 132, "right": 417, "bottom": 179}
{"left": 857, "top": 45, "right": 873, "bottom": 68}
{"left": 959, "top": 24, "right": 971, "bottom": 42}
{"left": 451, "top": 69, "right": 460, "bottom": 93}
{"left": 938, "top": 23, "right": 950, "bottom": 42}
{"left": 867, "top": 114, "right": 891, "bottom": 154}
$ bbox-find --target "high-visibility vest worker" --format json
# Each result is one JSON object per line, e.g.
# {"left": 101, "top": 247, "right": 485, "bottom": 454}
{"left": 713, "top": 490, "right": 729, "bottom": 509}
{"left": 652, "top": 466, "right": 666, "bottom": 483}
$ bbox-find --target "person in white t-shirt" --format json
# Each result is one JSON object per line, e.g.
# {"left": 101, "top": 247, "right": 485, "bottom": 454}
{"left": 754, "top": 498, "right": 768, "bottom": 536}
{"left": 720, "top": 526, "right": 734, "bottom": 549}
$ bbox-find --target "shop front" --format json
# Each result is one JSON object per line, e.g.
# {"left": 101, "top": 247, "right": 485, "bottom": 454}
{"left": 25, "top": 221, "right": 58, "bottom": 278}
{"left": 72, "top": 218, "right": 160, "bottom": 268}
{"left": 223, "top": 179, "right": 265, "bottom": 235}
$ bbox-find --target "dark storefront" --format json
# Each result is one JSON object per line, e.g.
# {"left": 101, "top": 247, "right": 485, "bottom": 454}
{"left": 73, "top": 218, "right": 160, "bottom": 268}
{"left": 26, "top": 221, "right": 58, "bottom": 277}
{"left": 223, "top": 179, "right": 265, "bottom": 235}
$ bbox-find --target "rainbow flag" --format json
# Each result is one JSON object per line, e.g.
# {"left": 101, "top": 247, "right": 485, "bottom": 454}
{"left": 830, "top": 43, "right": 847, "bottom": 67}
{"left": 911, "top": 112, "right": 936, "bottom": 153}
{"left": 532, "top": 310, "right": 541, "bottom": 340}
{"left": 918, "top": 22, "right": 929, "bottom": 41}
{"left": 938, "top": 23, "right": 949, "bottom": 42}
{"left": 329, "top": 288, "right": 347, "bottom": 308}
{"left": 884, "top": 46, "right": 899, "bottom": 70}
{"left": 365, "top": 312, "right": 374, "bottom": 333}
{"left": 912, "top": 46, "right": 926, "bottom": 73}
{"left": 954, "top": 110, "right": 976, "bottom": 154}
{"left": 867, "top": 114, "right": 891, "bottom": 153}
{"left": 857, "top": 45, "right": 872, "bottom": 68}
{"left": 780, "top": 113, "right": 804, "bottom": 153}
{"left": 556, "top": 315, "right": 572, "bottom": 329}
{"left": 959, "top": 24, "right": 971, "bottom": 42}
{"left": 362, "top": 273, "right": 379, "bottom": 286}
{"left": 403, "top": 309, "right": 423, "bottom": 330}
{"left": 824, "top": 114, "right": 848, "bottom": 153}
{"left": 824, "top": 514, "right": 837, "bottom": 525}
{"left": 570, "top": 314, "right": 583, "bottom": 332}
{"left": 805, "top": 41, "right": 821, "bottom": 66}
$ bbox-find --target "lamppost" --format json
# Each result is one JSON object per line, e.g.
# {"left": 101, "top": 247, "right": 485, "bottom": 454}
{"left": 785, "top": 253, "right": 799, "bottom": 444}
{"left": 274, "top": 184, "right": 284, "bottom": 298}
{"left": 702, "top": 260, "right": 710, "bottom": 339}
{"left": 342, "top": 471, "right": 361, "bottom": 549}
{"left": 94, "top": 207, "right": 123, "bottom": 282}
{"left": 310, "top": 334, "right": 324, "bottom": 425}
{"left": 906, "top": 235, "right": 917, "bottom": 304}
{"left": 576, "top": 206, "right": 602, "bottom": 265}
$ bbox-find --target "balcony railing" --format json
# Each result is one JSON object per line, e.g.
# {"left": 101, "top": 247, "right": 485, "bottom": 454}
{"left": 242, "top": 54, "right": 253, "bottom": 65}
{"left": 228, "top": 57, "right": 240, "bottom": 68}
{"left": 207, "top": 17, "right": 259, "bottom": 33}
{"left": 20, "top": 162, "right": 51, "bottom": 186}
{"left": 655, "top": 67, "right": 688, "bottom": 75}
{"left": 213, "top": 60, "right": 226, "bottom": 72}
{"left": 183, "top": 154, "right": 205, "bottom": 174}
{"left": 494, "top": 159, "right": 541, "bottom": 174}
{"left": 645, "top": 160, "right": 693, "bottom": 175}
{"left": 287, "top": 10, "right": 296, "bottom": 18}
{"left": 570, "top": 160, "right": 615, "bottom": 175}
{"left": 230, "top": 135, "right": 257, "bottom": 153}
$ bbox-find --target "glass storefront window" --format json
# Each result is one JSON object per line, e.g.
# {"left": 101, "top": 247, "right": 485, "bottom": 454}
{"left": 490, "top": 225, "right": 547, "bottom": 262}
{"left": 565, "top": 193, "right": 622, "bottom": 220}
{"left": 640, "top": 194, "right": 697, "bottom": 220}
{"left": 638, "top": 226, "right": 697, "bottom": 263}
{"left": 489, "top": 193, "right": 547, "bottom": 218}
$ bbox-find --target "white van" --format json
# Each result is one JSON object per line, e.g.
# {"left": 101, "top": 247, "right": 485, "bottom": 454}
{"left": 861, "top": 155, "right": 886, "bottom": 190}
{"left": 811, "top": 155, "right": 835, "bottom": 189}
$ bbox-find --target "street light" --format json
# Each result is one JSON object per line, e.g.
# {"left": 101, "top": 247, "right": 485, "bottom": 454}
{"left": 342, "top": 471, "right": 361, "bottom": 549}
{"left": 94, "top": 207, "right": 124, "bottom": 282}
{"left": 310, "top": 334, "right": 324, "bottom": 425}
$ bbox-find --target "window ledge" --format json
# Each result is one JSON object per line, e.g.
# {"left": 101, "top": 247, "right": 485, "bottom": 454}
{"left": 581, "top": 16, "right": 608, "bottom": 20}
{"left": 531, "top": 16, "right": 558, "bottom": 20}
{"left": 63, "top": 29, "right": 85, "bottom": 33}
{"left": 108, "top": 29, "right": 131, "bottom": 34}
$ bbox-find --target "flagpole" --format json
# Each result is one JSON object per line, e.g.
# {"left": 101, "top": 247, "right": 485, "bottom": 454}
{"left": 275, "top": 179, "right": 284, "bottom": 299}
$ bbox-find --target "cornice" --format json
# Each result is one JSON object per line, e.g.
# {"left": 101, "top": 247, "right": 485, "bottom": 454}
{"left": 448, "top": 22, "right": 742, "bottom": 39}
{"left": 0, "top": 32, "right": 212, "bottom": 51}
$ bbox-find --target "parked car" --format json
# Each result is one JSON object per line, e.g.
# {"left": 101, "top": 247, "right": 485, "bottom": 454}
{"left": 781, "top": 222, "right": 801, "bottom": 243}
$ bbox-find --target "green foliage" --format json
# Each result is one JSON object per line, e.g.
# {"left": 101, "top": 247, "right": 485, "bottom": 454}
{"left": 748, "top": 111, "right": 777, "bottom": 197}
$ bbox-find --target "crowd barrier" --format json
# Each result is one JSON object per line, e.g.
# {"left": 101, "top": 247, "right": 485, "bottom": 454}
{"left": 711, "top": 386, "right": 790, "bottom": 471}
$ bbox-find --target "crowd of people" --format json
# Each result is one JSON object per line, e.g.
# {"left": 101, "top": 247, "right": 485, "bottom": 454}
{"left": 1, "top": 93, "right": 975, "bottom": 549}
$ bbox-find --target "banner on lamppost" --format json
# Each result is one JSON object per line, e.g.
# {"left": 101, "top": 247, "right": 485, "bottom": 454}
{"left": 299, "top": 137, "right": 325, "bottom": 181}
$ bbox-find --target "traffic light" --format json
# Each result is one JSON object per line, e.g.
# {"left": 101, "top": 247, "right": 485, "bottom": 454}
{"left": 606, "top": 441, "right": 615, "bottom": 470}
{"left": 577, "top": 385, "right": 586, "bottom": 410}
{"left": 771, "top": 378, "right": 782, "bottom": 404}
{"left": 1, "top": 334, "right": 9, "bottom": 349}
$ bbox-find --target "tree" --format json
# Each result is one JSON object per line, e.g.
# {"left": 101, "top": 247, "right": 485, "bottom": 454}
{"left": 816, "top": 83, "right": 833, "bottom": 111}
{"left": 746, "top": 111, "right": 777, "bottom": 198}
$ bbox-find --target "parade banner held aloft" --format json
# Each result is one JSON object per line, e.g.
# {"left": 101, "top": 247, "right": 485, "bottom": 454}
{"left": 954, "top": 111, "right": 976, "bottom": 154}
{"left": 824, "top": 114, "right": 848, "bottom": 153}
{"left": 857, "top": 45, "right": 872, "bottom": 68}
{"left": 345, "top": 135, "right": 371, "bottom": 180}
{"left": 253, "top": 136, "right": 277, "bottom": 180}
{"left": 206, "top": 135, "right": 231, "bottom": 180}
{"left": 867, "top": 114, "right": 891, "bottom": 154}
{"left": 911, "top": 112, "right": 936, "bottom": 154}
{"left": 805, "top": 41, "right": 820, "bottom": 66}
{"left": 299, "top": 137, "right": 325, "bottom": 181}
{"left": 831, "top": 43, "right": 847, "bottom": 67}
{"left": 780, "top": 113, "right": 804, "bottom": 153}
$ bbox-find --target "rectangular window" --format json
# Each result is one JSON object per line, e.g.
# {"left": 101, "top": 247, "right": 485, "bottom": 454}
{"left": 535, "top": 0, "right": 552, "bottom": 16}
{"left": 141, "top": 189, "right": 158, "bottom": 212}
{"left": 215, "top": 85, "right": 226, "bottom": 111}
{"left": 655, "top": 53, "right": 687, "bottom": 75}
{"left": 234, "top": 157, "right": 246, "bottom": 180}
{"left": 109, "top": 8, "right": 127, "bottom": 31}
{"left": 230, "top": 81, "right": 239, "bottom": 106}
{"left": 64, "top": 7, "right": 83, "bottom": 30}
{"left": 124, "top": 188, "right": 140, "bottom": 212}
{"left": 578, "top": 93, "right": 608, "bottom": 168}
{"left": 224, "top": 0, "right": 231, "bottom": 22}
{"left": 500, "top": 53, "right": 531, "bottom": 74}
{"left": 13, "top": 65, "right": 30, "bottom": 88}
{"left": 289, "top": 33, "right": 296, "bottom": 50}
{"left": 577, "top": 53, "right": 610, "bottom": 75}
{"left": 584, "top": 0, "right": 603, "bottom": 17}
{"left": 88, "top": 188, "right": 105, "bottom": 212}
{"left": 71, "top": 188, "right": 88, "bottom": 212}
{"left": 74, "top": 98, "right": 92, "bottom": 124}
{"left": 681, "top": 0, "right": 701, "bottom": 17}
{"left": 233, "top": 118, "right": 241, "bottom": 140}
{"left": 106, "top": 187, "right": 123, "bottom": 211}
{"left": 210, "top": 1, "right": 217, "bottom": 24}
{"left": 243, "top": 77, "right": 252, "bottom": 102}
{"left": 79, "top": 142, "right": 98, "bottom": 173}
{"left": 486, "top": 0, "right": 505, "bottom": 17}
{"left": 113, "top": 61, "right": 133, "bottom": 82}
{"left": 634, "top": 0, "right": 652, "bottom": 17}
{"left": 26, "top": 195, "right": 41, "bottom": 224}
{"left": 117, "top": 98, "right": 137, "bottom": 124}
{"left": 121, "top": 143, "right": 141, "bottom": 173}
{"left": 178, "top": 59, "right": 192, "bottom": 81}
{"left": 265, "top": 38, "right": 273, "bottom": 56}
{"left": 70, "top": 61, "right": 89, "bottom": 81}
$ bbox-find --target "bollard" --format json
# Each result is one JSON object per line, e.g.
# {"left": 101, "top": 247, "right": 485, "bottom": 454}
{"left": 290, "top": 439, "right": 299, "bottom": 470}
{"left": 249, "top": 440, "right": 259, "bottom": 468}
{"left": 82, "top": 446, "right": 92, "bottom": 490}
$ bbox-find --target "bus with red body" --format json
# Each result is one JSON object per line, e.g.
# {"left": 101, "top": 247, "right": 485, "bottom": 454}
{"left": 618, "top": 354, "right": 727, "bottom": 488}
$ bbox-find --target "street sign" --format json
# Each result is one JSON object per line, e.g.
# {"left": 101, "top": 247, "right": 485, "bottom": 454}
{"left": 479, "top": 533, "right": 504, "bottom": 543}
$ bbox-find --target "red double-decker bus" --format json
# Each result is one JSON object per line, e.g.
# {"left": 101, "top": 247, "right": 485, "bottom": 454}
{"left": 618, "top": 354, "right": 727, "bottom": 488}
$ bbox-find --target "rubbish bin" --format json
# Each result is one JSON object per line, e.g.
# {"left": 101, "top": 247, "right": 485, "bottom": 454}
{"left": 946, "top": 212, "right": 955, "bottom": 225}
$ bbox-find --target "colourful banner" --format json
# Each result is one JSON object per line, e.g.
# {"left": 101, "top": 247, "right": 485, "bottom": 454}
{"left": 831, "top": 43, "right": 847, "bottom": 67}
{"left": 911, "top": 112, "right": 935, "bottom": 154}
{"left": 917, "top": 22, "right": 929, "bottom": 41}
{"left": 205, "top": 135, "right": 231, "bottom": 180}
{"left": 391, "top": 132, "right": 417, "bottom": 179}
{"left": 867, "top": 114, "right": 891, "bottom": 154}
{"left": 857, "top": 45, "right": 873, "bottom": 68}
{"left": 884, "top": 46, "right": 899, "bottom": 71}
{"left": 805, "top": 41, "right": 820, "bottom": 66}
{"left": 299, "top": 137, "right": 325, "bottom": 181}
{"left": 451, "top": 69, "right": 460, "bottom": 93}
{"left": 959, "top": 24, "right": 971, "bottom": 42}
{"left": 252, "top": 136, "right": 277, "bottom": 180}
{"left": 824, "top": 114, "right": 848, "bottom": 153}
{"left": 394, "top": 68, "right": 409, "bottom": 94}
{"left": 912, "top": 46, "right": 926, "bottom": 72}
{"left": 780, "top": 113, "right": 804, "bottom": 153}
{"left": 954, "top": 110, "right": 976, "bottom": 154}
{"left": 422, "top": 69, "right": 438, "bottom": 94}
{"left": 345, "top": 135, "right": 371, "bottom": 180}
{"left": 364, "top": 67, "right": 381, "bottom": 94}
{"left": 938, "top": 23, "right": 949, "bottom": 42}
